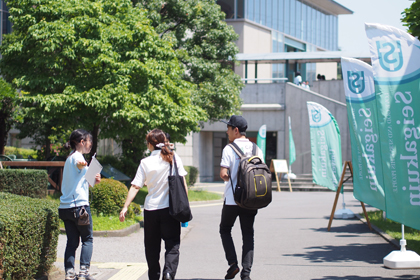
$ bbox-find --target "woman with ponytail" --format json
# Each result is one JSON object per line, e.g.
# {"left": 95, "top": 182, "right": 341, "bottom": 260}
{"left": 119, "top": 129, "right": 188, "bottom": 280}
{"left": 59, "top": 129, "right": 101, "bottom": 280}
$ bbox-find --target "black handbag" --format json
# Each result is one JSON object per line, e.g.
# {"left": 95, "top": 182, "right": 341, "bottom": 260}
{"left": 168, "top": 156, "right": 193, "bottom": 223}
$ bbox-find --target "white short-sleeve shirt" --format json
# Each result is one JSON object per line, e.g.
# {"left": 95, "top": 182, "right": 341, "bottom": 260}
{"left": 220, "top": 138, "right": 264, "bottom": 205}
{"left": 131, "top": 150, "right": 187, "bottom": 211}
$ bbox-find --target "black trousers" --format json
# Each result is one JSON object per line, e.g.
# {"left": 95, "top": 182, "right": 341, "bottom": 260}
{"left": 219, "top": 203, "right": 258, "bottom": 278}
{"left": 144, "top": 207, "right": 181, "bottom": 280}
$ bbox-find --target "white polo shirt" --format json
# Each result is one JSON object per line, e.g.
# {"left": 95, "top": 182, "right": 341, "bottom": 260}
{"left": 131, "top": 150, "right": 187, "bottom": 211}
{"left": 220, "top": 138, "right": 264, "bottom": 205}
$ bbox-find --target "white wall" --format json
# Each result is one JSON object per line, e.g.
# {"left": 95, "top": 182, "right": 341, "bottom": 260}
{"left": 315, "top": 62, "right": 338, "bottom": 80}
{"left": 227, "top": 20, "right": 272, "bottom": 82}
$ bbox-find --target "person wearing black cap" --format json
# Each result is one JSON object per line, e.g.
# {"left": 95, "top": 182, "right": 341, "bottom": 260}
{"left": 219, "top": 115, "right": 264, "bottom": 280}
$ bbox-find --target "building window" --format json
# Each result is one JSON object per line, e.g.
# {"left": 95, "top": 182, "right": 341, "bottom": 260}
{"left": 284, "top": 0, "right": 289, "bottom": 35}
{"left": 246, "top": 0, "right": 254, "bottom": 21}
{"left": 266, "top": 0, "right": 272, "bottom": 28}
{"left": 237, "top": 0, "right": 244, "bottom": 18}
{"left": 290, "top": 0, "right": 295, "bottom": 37}
{"left": 217, "top": 0, "right": 235, "bottom": 19}
{"left": 255, "top": 0, "right": 260, "bottom": 25}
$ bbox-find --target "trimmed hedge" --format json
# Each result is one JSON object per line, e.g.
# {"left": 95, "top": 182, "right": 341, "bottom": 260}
{"left": 4, "top": 146, "right": 38, "bottom": 159}
{"left": 184, "top": 166, "right": 198, "bottom": 187}
{"left": 0, "top": 192, "right": 60, "bottom": 279}
{"left": 0, "top": 169, "right": 48, "bottom": 199}
{"left": 89, "top": 179, "right": 141, "bottom": 218}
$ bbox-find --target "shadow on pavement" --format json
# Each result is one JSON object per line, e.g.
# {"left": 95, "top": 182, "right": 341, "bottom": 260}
{"left": 284, "top": 243, "right": 394, "bottom": 264}
{"left": 312, "top": 223, "right": 373, "bottom": 234}
{"left": 311, "top": 275, "right": 419, "bottom": 280}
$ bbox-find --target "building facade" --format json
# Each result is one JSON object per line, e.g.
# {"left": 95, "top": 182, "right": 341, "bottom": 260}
{"left": 217, "top": 0, "right": 352, "bottom": 83}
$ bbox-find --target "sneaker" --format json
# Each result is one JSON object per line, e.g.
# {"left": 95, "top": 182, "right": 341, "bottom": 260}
{"left": 78, "top": 265, "right": 95, "bottom": 280}
{"left": 225, "top": 263, "right": 240, "bottom": 279}
{"left": 65, "top": 268, "right": 76, "bottom": 280}
{"left": 241, "top": 276, "right": 252, "bottom": 280}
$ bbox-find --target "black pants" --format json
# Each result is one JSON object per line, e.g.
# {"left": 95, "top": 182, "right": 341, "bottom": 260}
{"left": 219, "top": 203, "right": 257, "bottom": 278}
{"left": 144, "top": 207, "right": 181, "bottom": 280}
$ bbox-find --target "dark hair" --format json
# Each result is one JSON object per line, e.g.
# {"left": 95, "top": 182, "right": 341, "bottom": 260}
{"left": 164, "top": 132, "right": 171, "bottom": 142}
{"left": 146, "top": 129, "right": 173, "bottom": 163}
{"left": 64, "top": 129, "right": 92, "bottom": 150}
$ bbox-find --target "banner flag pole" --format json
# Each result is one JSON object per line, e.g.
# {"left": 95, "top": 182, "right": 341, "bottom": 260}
{"left": 366, "top": 23, "right": 420, "bottom": 268}
{"left": 341, "top": 57, "right": 386, "bottom": 211}
{"left": 286, "top": 116, "right": 297, "bottom": 180}
{"left": 257, "top": 124, "right": 266, "bottom": 161}
{"left": 307, "top": 102, "right": 342, "bottom": 192}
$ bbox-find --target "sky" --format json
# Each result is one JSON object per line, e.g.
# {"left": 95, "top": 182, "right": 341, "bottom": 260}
{"left": 334, "top": 0, "right": 413, "bottom": 54}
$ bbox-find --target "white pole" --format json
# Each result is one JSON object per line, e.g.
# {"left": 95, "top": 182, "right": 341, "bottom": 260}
{"left": 401, "top": 224, "right": 406, "bottom": 252}
{"left": 342, "top": 188, "right": 346, "bottom": 210}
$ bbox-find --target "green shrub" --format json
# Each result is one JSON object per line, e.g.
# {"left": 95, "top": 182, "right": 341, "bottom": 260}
{"left": 0, "top": 169, "right": 48, "bottom": 198}
{"left": 184, "top": 166, "right": 198, "bottom": 187}
{"left": 4, "top": 146, "right": 38, "bottom": 159}
{"left": 89, "top": 179, "right": 140, "bottom": 218}
{"left": 0, "top": 192, "right": 60, "bottom": 279}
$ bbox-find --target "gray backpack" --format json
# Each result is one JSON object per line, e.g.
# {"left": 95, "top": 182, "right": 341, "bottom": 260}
{"left": 228, "top": 142, "right": 272, "bottom": 210}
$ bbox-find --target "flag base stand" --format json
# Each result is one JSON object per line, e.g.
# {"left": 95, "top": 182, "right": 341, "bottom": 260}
{"left": 384, "top": 240, "right": 420, "bottom": 269}
{"left": 284, "top": 172, "right": 296, "bottom": 180}
{"left": 334, "top": 204, "right": 355, "bottom": 219}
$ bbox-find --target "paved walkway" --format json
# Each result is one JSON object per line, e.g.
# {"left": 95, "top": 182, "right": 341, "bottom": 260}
{"left": 54, "top": 184, "right": 420, "bottom": 279}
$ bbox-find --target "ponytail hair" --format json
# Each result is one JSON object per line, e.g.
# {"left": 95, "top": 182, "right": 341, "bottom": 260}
{"left": 146, "top": 129, "right": 173, "bottom": 163}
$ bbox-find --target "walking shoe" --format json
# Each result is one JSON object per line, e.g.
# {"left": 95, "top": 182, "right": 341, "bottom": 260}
{"left": 65, "top": 268, "right": 76, "bottom": 280}
{"left": 78, "top": 265, "right": 95, "bottom": 280}
{"left": 241, "top": 276, "right": 252, "bottom": 280}
{"left": 224, "top": 263, "right": 240, "bottom": 279}
{"left": 163, "top": 272, "right": 173, "bottom": 280}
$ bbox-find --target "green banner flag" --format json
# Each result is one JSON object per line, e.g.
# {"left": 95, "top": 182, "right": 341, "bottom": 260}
{"left": 307, "top": 102, "right": 342, "bottom": 191}
{"left": 289, "top": 116, "right": 296, "bottom": 166}
{"left": 366, "top": 23, "right": 420, "bottom": 230}
{"left": 257, "top": 124, "right": 266, "bottom": 160}
{"left": 341, "top": 57, "right": 385, "bottom": 211}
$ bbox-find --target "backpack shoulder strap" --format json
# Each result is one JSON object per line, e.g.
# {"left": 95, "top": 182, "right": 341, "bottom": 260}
{"left": 228, "top": 142, "right": 245, "bottom": 158}
{"left": 252, "top": 142, "right": 257, "bottom": 156}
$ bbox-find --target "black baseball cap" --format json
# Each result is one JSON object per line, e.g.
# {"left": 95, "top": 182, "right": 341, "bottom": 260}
{"left": 221, "top": 115, "right": 248, "bottom": 132}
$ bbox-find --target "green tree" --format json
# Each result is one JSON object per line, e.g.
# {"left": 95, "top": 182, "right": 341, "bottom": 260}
{"left": 402, "top": 0, "right": 420, "bottom": 38}
{"left": 139, "top": 0, "right": 243, "bottom": 123}
{"left": 0, "top": 79, "right": 20, "bottom": 155}
{"left": 15, "top": 116, "right": 71, "bottom": 160}
{"left": 0, "top": 0, "right": 206, "bottom": 159}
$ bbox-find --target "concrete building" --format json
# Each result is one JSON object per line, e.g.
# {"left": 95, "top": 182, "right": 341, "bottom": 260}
{"left": 175, "top": 0, "right": 358, "bottom": 182}
{"left": 217, "top": 0, "right": 353, "bottom": 83}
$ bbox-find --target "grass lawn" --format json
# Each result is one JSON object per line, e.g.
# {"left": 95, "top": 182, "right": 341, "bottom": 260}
{"left": 52, "top": 186, "right": 221, "bottom": 232}
{"left": 132, "top": 186, "right": 222, "bottom": 205}
{"left": 366, "top": 210, "right": 420, "bottom": 254}
{"left": 60, "top": 215, "right": 142, "bottom": 231}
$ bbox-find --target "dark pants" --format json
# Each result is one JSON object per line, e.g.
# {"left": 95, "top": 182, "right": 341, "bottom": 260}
{"left": 144, "top": 207, "right": 181, "bottom": 280}
{"left": 219, "top": 203, "right": 257, "bottom": 278}
{"left": 58, "top": 206, "right": 93, "bottom": 271}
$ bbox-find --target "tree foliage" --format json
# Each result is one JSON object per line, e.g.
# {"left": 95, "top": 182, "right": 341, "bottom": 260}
{"left": 0, "top": 78, "right": 20, "bottom": 155}
{"left": 0, "top": 0, "right": 206, "bottom": 158}
{"left": 139, "top": 0, "right": 243, "bottom": 122}
{"left": 402, "top": 0, "right": 420, "bottom": 38}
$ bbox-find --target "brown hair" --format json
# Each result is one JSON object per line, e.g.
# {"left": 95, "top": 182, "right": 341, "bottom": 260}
{"left": 146, "top": 129, "right": 173, "bottom": 163}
